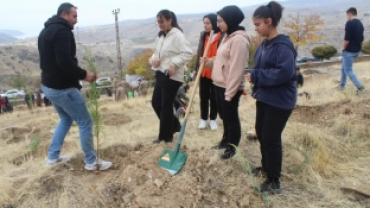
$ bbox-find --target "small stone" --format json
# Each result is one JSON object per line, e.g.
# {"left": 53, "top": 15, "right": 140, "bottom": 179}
{"left": 196, "top": 162, "right": 202, "bottom": 169}
{"left": 191, "top": 189, "right": 197, "bottom": 195}
{"left": 246, "top": 131, "right": 257, "bottom": 140}
{"left": 229, "top": 200, "right": 238, "bottom": 208}
{"left": 344, "top": 108, "right": 351, "bottom": 114}
{"left": 153, "top": 188, "right": 163, "bottom": 196}
{"left": 227, "top": 177, "right": 236, "bottom": 183}
{"left": 122, "top": 193, "right": 134, "bottom": 204}
{"left": 241, "top": 196, "right": 250, "bottom": 207}
{"left": 363, "top": 113, "right": 370, "bottom": 119}
{"left": 154, "top": 179, "right": 164, "bottom": 188}
{"left": 222, "top": 196, "right": 229, "bottom": 203}
{"left": 135, "top": 196, "right": 146, "bottom": 207}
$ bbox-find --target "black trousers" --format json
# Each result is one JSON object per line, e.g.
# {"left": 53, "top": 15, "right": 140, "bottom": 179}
{"left": 199, "top": 77, "right": 217, "bottom": 120}
{"left": 152, "top": 71, "right": 182, "bottom": 141}
{"left": 255, "top": 101, "right": 292, "bottom": 180}
{"left": 215, "top": 86, "right": 243, "bottom": 146}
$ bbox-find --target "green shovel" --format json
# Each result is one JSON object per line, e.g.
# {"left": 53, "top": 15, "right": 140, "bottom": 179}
{"left": 158, "top": 30, "right": 215, "bottom": 175}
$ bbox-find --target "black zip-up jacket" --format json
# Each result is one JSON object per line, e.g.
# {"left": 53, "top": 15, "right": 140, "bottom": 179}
{"left": 38, "top": 16, "right": 86, "bottom": 89}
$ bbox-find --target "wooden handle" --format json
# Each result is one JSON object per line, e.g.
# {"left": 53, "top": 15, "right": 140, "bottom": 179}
{"left": 184, "top": 30, "right": 214, "bottom": 120}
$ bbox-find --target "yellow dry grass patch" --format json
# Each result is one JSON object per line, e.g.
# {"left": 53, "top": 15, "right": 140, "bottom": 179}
{"left": 0, "top": 62, "right": 369, "bottom": 207}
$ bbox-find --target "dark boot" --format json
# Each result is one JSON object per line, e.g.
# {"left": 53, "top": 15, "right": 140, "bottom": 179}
{"left": 220, "top": 145, "right": 236, "bottom": 160}
{"left": 260, "top": 178, "right": 281, "bottom": 195}
{"left": 251, "top": 166, "right": 267, "bottom": 176}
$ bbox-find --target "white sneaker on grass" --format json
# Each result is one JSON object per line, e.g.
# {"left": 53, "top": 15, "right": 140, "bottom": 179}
{"left": 198, "top": 119, "right": 207, "bottom": 129}
{"left": 85, "top": 158, "right": 112, "bottom": 171}
{"left": 45, "top": 156, "right": 71, "bottom": 166}
{"left": 210, "top": 120, "right": 218, "bottom": 131}
{"left": 357, "top": 87, "right": 367, "bottom": 95}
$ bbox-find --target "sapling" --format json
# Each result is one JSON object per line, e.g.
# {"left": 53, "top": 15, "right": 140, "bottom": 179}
{"left": 84, "top": 48, "right": 103, "bottom": 170}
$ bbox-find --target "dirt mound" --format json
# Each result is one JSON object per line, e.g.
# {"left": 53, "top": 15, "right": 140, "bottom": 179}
{"left": 303, "top": 69, "right": 323, "bottom": 75}
{"left": 36, "top": 175, "right": 64, "bottom": 198}
{"left": 102, "top": 113, "right": 132, "bottom": 126}
{"left": 100, "top": 184, "right": 132, "bottom": 206}
{"left": 1, "top": 125, "right": 53, "bottom": 144}
{"left": 11, "top": 145, "right": 48, "bottom": 166}
{"left": 11, "top": 141, "right": 77, "bottom": 166}
{"left": 12, "top": 143, "right": 255, "bottom": 208}
{"left": 292, "top": 99, "right": 370, "bottom": 126}
{"left": 1, "top": 126, "right": 32, "bottom": 144}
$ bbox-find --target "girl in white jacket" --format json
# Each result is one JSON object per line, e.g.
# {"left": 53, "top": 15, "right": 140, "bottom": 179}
{"left": 150, "top": 10, "right": 193, "bottom": 144}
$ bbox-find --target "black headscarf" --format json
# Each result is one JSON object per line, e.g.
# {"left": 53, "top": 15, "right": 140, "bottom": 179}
{"left": 217, "top": 5, "right": 245, "bottom": 35}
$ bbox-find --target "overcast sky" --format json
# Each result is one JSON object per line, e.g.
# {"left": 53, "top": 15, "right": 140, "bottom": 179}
{"left": 0, "top": 0, "right": 269, "bottom": 37}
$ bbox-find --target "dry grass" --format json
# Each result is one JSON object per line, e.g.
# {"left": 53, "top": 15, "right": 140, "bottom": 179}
{"left": 0, "top": 62, "right": 370, "bottom": 208}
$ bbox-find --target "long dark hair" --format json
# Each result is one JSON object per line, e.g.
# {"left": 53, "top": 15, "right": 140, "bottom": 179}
{"left": 157, "top": 9, "right": 183, "bottom": 37}
{"left": 253, "top": 1, "right": 283, "bottom": 27}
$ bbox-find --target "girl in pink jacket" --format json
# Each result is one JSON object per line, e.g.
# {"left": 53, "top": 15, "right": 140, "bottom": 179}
{"left": 203, "top": 5, "right": 250, "bottom": 160}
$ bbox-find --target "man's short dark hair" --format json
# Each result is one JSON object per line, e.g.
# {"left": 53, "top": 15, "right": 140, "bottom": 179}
{"left": 57, "top": 3, "right": 77, "bottom": 16}
{"left": 346, "top": 7, "right": 357, "bottom": 16}
{"left": 296, "top": 67, "right": 300, "bottom": 71}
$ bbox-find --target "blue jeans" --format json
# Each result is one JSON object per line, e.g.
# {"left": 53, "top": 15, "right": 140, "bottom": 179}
{"left": 42, "top": 86, "right": 96, "bottom": 164}
{"left": 340, "top": 51, "right": 363, "bottom": 89}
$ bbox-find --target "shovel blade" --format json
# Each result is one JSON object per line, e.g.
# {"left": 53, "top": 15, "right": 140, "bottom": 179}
{"left": 158, "top": 148, "right": 188, "bottom": 175}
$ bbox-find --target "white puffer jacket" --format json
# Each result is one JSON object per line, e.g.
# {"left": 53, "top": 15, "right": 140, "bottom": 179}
{"left": 150, "top": 28, "right": 193, "bottom": 82}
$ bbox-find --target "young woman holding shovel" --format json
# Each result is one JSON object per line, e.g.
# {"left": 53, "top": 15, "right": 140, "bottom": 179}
{"left": 193, "top": 13, "right": 225, "bottom": 131}
{"left": 202, "top": 5, "right": 250, "bottom": 160}
{"left": 150, "top": 9, "right": 193, "bottom": 144}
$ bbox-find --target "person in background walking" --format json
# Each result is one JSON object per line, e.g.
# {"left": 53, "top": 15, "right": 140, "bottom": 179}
{"left": 174, "top": 84, "right": 190, "bottom": 118}
{"left": 246, "top": 1, "right": 297, "bottom": 194}
{"left": 24, "top": 92, "right": 34, "bottom": 110}
{"left": 36, "top": 91, "right": 43, "bottom": 107}
{"left": 0, "top": 96, "right": 4, "bottom": 114}
{"left": 150, "top": 9, "right": 193, "bottom": 144}
{"left": 202, "top": 5, "right": 249, "bottom": 160}
{"left": 194, "top": 13, "right": 225, "bottom": 131}
{"left": 38, "top": 3, "right": 112, "bottom": 170}
{"left": 337, "top": 7, "right": 366, "bottom": 95}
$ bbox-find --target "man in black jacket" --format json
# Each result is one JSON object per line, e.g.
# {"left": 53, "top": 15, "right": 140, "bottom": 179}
{"left": 39, "top": 3, "right": 112, "bottom": 170}
{"left": 338, "top": 7, "right": 366, "bottom": 95}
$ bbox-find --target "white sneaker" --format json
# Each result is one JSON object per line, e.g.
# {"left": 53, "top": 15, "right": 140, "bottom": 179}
{"left": 198, "top": 119, "right": 207, "bottom": 129}
{"left": 45, "top": 156, "right": 70, "bottom": 166}
{"left": 85, "top": 158, "right": 113, "bottom": 171}
{"left": 357, "top": 87, "right": 367, "bottom": 95}
{"left": 210, "top": 120, "right": 218, "bottom": 131}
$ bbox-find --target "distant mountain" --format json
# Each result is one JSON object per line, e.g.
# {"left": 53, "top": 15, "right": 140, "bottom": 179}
{"left": 0, "top": 33, "right": 17, "bottom": 43}
{"left": 0, "top": 30, "right": 24, "bottom": 37}
{"left": 0, "top": 0, "right": 368, "bottom": 90}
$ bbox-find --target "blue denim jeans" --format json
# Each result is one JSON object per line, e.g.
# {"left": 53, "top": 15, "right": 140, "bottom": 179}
{"left": 340, "top": 51, "right": 363, "bottom": 89}
{"left": 42, "top": 86, "right": 96, "bottom": 164}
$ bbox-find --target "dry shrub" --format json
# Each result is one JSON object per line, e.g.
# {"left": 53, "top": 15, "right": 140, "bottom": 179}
{"left": 332, "top": 116, "right": 370, "bottom": 140}
{"left": 286, "top": 124, "right": 338, "bottom": 179}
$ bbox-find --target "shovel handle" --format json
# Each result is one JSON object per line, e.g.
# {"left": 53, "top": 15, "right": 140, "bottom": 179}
{"left": 184, "top": 30, "right": 214, "bottom": 120}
